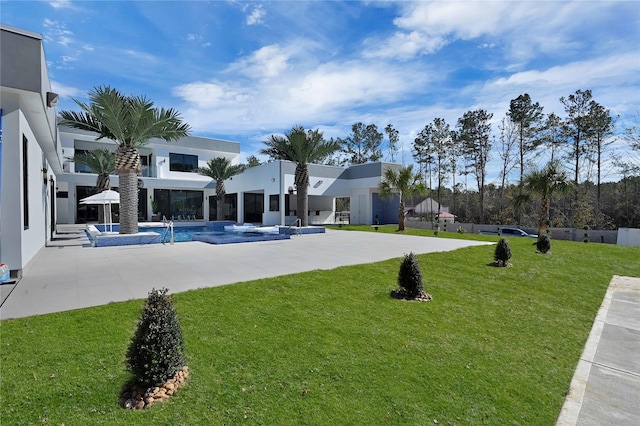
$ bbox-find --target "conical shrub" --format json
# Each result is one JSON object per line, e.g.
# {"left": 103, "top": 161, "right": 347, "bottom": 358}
{"left": 398, "top": 252, "right": 424, "bottom": 297}
{"left": 126, "top": 288, "right": 185, "bottom": 386}
{"left": 536, "top": 234, "right": 551, "bottom": 254}
{"left": 494, "top": 238, "right": 512, "bottom": 267}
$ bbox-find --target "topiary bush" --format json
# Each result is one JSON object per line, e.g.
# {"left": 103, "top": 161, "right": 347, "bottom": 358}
{"left": 397, "top": 252, "right": 424, "bottom": 297}
{"left": 536, "top": 234, "right": 551, "bottom": 254}
{"left": 494, "top": 238, "right": 512, "bottom": 267}
{"left": 126, "top": 288, "right": 185, "bottom": 386}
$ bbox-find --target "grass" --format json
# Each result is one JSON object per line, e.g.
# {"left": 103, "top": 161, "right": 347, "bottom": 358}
{"left": 1, "top": 226, "right": 639, "bottom": 425}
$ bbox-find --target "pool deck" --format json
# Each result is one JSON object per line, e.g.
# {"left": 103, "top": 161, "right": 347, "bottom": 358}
{"left": 0, "top": 224, "right": 491, "bottom": 319}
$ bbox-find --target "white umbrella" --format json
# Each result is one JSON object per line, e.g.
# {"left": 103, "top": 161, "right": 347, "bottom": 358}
{"left": 80, "top": 190, "right": 120, "bottom": 233}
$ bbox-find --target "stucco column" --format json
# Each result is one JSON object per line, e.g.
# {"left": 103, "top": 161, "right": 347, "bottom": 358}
{"left": 237, "top": 191, "right": 244, "bottom": 224}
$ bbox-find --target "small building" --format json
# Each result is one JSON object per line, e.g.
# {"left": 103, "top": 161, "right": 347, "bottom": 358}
{"left": 436, "top": 211, "right": 456, "bottom": 224}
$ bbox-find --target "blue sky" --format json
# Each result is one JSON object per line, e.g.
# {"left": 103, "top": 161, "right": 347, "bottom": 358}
{"left": 2, "top": 0, "right": 639, "bottom": 185}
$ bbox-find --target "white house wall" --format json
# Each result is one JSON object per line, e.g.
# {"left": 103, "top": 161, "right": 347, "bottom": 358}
{"left": 0, "top": 109, "right": 53, "bottom": 273}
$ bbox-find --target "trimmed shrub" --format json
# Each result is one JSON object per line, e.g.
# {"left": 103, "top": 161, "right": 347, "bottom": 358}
{"left": 494, "top": 238, "right": 512, "bottom": 266}
{"left": 126, "top": 288, "right": 185, "bottom": 386}
{"left": 536, "top": 234, "right": 551, "bottom": 254}
{"left": 397, "top": 252, "right": 424, "bottom": 297}
{"left": 457, "top": 226, "right": 466, "bottom": 234}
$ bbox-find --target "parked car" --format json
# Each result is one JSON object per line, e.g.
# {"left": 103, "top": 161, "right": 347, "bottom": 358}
{"left": 479, "top": 227, "right": 538, "bottom": 238}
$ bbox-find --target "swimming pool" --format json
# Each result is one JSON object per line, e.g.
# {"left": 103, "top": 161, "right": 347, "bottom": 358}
{"left": 87, "top": 222, "right": 300, "bottom": 246}
{"left": 143, "top": 226, "right": 290, "bottom": 244}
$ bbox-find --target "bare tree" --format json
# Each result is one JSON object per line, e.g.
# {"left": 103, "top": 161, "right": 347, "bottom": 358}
{"left": 507, "top": 93, "right": 544, "bottom": 185}
{"left": 385, "top": 124, "right": 400, "bottom": 163}
{"left": 560, "top": 89, "right": 593, "bottom": 185}
{"left": 457, "top": 109, "right": 493, "bottom": 223}
{"left": 585, "top": 101, "right": 615, "bottom": 215}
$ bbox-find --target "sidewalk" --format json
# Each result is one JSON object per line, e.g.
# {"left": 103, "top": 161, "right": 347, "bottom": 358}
{"left": 556, "top": 275, "right": 640, "bottom": 425}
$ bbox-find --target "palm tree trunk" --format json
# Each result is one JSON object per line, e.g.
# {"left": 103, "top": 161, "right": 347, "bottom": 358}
{"left": 96, "top": 173, "right": 111, "bottom": 225}
{"left": 216, "top": 192, "right": 225, "bottom": 221}
{"left": 398, "top": 196, "right": 405, "bottom": 231}
{"left": 539, "top": 196, "right": 549, "bottom": 235}
{"left": 297, "top": 185, "right": 308, "bottom": 227}
{"left": 119, "top": 172, "right": 139, "bottom": 234}
{"left": 115, "top": 146, "right": 141, "bottom": 234}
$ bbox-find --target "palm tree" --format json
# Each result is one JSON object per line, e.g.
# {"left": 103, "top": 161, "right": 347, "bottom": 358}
{"left": 59, "top": 85, "right": 190, "bottom": 234}
{"left": 67, "top": 148, "right": 115, "bottom": 192}
{"left": 196, "top": 157, "right": 246, "bottom": 221}
{"left": 260, "top": 125, "right": 340, "bottom": 227}
{"left": 520, "top": 160, "right": 572, "bottom": 236}
{"left": 66, "top": 148, "right": 116, "bottom": 223}
{"left": 378, "top": 165, "right": 427, "bottom": 231}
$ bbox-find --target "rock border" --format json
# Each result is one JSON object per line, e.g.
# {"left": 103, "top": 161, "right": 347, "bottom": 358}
{"left": 390, "top": 288, "right": 433, "bottom": 302}
{"left": 119, "top": 366, "right": 189, "bottom": 410}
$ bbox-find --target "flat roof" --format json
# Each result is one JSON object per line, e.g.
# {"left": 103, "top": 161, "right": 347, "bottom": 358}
{"left": 0, "top": 24, "right": 42, "bottom": 40}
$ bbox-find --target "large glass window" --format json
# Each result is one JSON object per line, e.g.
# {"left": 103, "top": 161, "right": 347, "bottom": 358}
{"left": 76, "top": 186, "right": 99, "bottom": 224}
{"left": 154, "top": 189, "right": 203, "bottom": 220}
{"left": 209, "top": 194, "right": 238, "bottom": 221}
{"left": 243, "top": 193, "right": 263, "bottom": 224}
{"left": 169, "top": 153, "right": 198, "bottom": 172}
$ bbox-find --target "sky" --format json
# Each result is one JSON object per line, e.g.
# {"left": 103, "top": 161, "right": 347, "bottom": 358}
{"left": 2, "top": 0, "right": 639, "bottom": 187}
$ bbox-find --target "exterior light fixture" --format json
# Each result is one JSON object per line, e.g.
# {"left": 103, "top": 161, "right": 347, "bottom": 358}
{"left": 46, "top": 92, "right": 59, "bottom": 108}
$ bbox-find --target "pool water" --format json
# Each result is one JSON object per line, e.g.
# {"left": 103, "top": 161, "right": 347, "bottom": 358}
{"left": 144, "top": 226, "right": 208, "bottom": 243}
{"left": 143, "top": 226, "right": 290, "bottom": 244}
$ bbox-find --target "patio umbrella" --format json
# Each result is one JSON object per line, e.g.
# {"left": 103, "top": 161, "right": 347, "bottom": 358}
{"left": 80, "top": 190, "right": 120, "bottom": 233}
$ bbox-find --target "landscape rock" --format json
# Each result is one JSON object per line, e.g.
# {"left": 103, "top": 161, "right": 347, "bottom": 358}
{"left": 119, "top": 366, "right": 189, "bottom": 410}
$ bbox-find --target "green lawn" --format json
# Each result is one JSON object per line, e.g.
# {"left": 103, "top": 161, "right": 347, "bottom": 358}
{"left": 2, "top": 227, "right": 639, "bottom": 425}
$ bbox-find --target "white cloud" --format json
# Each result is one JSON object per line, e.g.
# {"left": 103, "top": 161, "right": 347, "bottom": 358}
{"left": 246, "top": 5, "right": 266, "bottom": 26}
{"left": 365, "top": 1, "right": 616, "bottom": 64}
{"left": 364, "top": 31, "right": 446, "bottom": 59}
{"left": 49, "top": 0, "right": 72, "bottom": 9}
{"left": 173, "top": 42, "right": 429, "bottom": 135}
{"left": 43, "top": 18, "right": 75, "bottom": 46}
{"left": 482, "top": 50, "right": 640, "bottom": 117}
{"left": 51, "top": 81, "right": 82, "bottom": 99}
{"left": 173, "top": 81, "right": 250, "bottom": 109}
{"left": 227, "top": 44, "right": 295, "bottom": 80}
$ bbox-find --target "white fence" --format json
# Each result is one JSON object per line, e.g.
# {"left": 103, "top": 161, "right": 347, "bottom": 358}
{"left": 406, "top": 220, "right": 624, "bottom": 244}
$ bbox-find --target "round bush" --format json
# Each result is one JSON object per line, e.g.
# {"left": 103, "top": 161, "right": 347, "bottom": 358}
{"left": 494, "top": 238, "right": 512, "bottom": 266}
{"left": 398, "top": 252, "right": 424, "bottom": 297}
{"left": 126, "top": 288, "right": 185, "bottom": 386}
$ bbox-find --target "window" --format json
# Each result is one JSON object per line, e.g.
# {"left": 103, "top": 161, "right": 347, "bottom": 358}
{"left": 269, "top": 194, "right": 279, "bottom": 212}
{"left": 169, "top": 153, "right": 198, "bottom": 172}
{"left": 22, "top": 135, "right": 29, "bottom": 229}
{"left": 73, "top": 149, "right": 93, "bottom": 173}
{"left": 154, "top": 189, "right": 204, "bottom": 220}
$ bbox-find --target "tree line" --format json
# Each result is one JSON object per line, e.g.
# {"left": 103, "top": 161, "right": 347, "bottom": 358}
{"left": 307, "top": 89, "right": 638, "bottom": 229}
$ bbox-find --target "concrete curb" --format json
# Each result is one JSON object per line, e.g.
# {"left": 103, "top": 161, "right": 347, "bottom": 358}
{"left": 556, "top": 275, "right": 640, "bottom": 425}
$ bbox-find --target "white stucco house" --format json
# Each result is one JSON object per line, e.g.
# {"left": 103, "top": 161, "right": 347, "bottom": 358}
{"left": 57, "top": 123, "right": 401, "bottom": 228}
{"left": 0, "top": 24, "right": 401, "bottom": 278}
{"left": 0, "top": 25, "right": 61, "bottom": 278}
